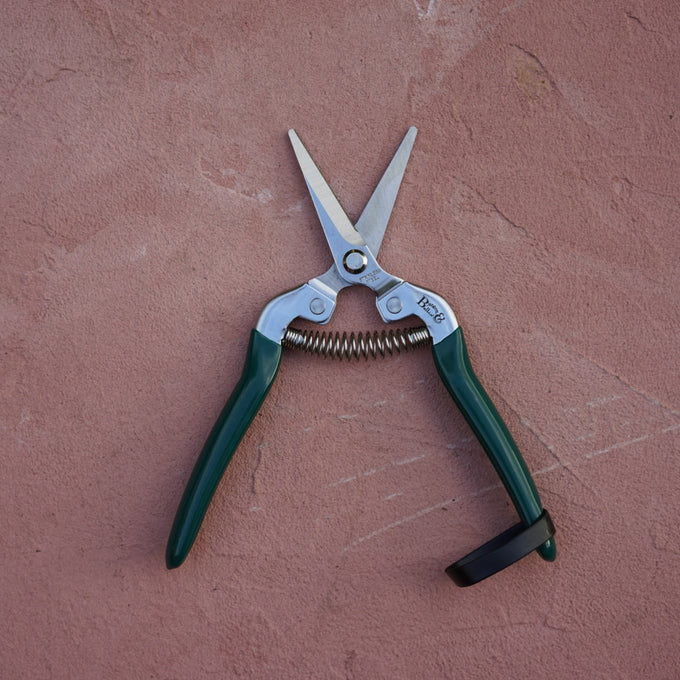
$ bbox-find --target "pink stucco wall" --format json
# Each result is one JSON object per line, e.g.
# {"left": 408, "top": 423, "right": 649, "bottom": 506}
{"left": 2, "top": 1, "right": 679, "bottom": 677}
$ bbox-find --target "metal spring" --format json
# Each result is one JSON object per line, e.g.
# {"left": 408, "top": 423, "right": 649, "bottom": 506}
{"left": 282, "top": 326, "right": 431, "bottom": 360}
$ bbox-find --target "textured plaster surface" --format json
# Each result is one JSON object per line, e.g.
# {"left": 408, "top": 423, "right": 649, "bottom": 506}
{"left": 2, "top": 1, "right": 679, "bottom": 678}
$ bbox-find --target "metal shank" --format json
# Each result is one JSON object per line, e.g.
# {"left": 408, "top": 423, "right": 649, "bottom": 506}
{"left": 255, "top": 279, "right": 337, "bottom": 343}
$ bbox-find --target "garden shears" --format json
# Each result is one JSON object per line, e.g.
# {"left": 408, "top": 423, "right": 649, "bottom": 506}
{"left": 166, "top": 127, "right": 556, "bottom": 585}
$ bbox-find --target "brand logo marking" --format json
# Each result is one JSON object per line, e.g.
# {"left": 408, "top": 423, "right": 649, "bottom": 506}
{"left": 417, "top": 295, "right": 446, "bottom": 323}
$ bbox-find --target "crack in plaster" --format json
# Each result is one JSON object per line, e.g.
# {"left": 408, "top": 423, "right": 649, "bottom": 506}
{"left": 342, "top": 422, "right": 679, "bottom": 552}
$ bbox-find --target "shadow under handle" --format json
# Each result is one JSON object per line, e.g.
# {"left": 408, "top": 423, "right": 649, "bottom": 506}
{"left": 432, "top": 327, "right": 556, "bottom": 581}
{"left": 166, "top": 330, "right": 282, "bottom": 569}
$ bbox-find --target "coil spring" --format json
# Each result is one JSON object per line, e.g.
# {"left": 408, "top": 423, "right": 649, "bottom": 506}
{"left": 282, "top": 326, "right": 431, "bottom": 360}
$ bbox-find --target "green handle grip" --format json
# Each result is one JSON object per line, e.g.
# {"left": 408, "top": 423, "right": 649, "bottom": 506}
{"left": 166, "top": 329, "right": 282, "bottom": 569}
{"left": 432, "top": 327, "right": 556, "bottom": 562}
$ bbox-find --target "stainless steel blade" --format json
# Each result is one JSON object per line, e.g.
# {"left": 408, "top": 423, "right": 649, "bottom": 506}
{"left": 288, "top": 130, "right": 365, "bottom": 258}
{"left": 354, "top": 126, "right": 417, "bottom": 255}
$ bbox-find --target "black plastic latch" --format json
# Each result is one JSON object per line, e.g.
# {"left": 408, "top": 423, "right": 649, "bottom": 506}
{"left": 446, "top": 510, "right": 556, "bottom": 587}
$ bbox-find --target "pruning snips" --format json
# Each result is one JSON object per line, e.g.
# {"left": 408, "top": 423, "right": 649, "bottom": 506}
{"left": 166, "top": 127, "right": 556, "bottom": 585}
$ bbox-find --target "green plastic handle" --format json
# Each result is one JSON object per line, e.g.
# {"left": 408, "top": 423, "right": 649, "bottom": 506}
{"left": 432, "top": 327, "right": 556, "bottom": 562}
{"left": 166, "top": 329, "right": 282, "bottom": 569}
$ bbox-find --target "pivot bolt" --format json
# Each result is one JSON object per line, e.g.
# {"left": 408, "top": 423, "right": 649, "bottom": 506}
{"left": 343, "top": 249, "right": 368, "bottom": 274}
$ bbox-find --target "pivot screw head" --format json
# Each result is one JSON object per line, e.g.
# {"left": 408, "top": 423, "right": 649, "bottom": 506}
{"left": 343, "top": 249, "right": 368, "bottom": 274}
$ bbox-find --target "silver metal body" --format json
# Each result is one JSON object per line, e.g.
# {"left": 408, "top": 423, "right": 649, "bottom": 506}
{"left": 255, "top": 127, "right": 459, "bottom": 345}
